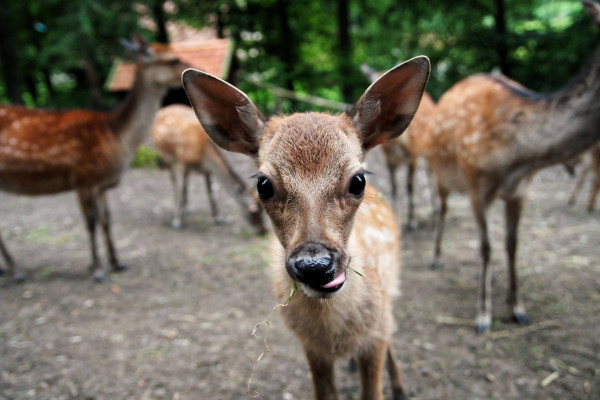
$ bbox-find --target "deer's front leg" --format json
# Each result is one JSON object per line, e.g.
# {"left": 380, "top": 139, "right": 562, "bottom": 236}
{"left": 305, "top": 350, "right": 337, "bottom": 400}
{"left": 77, "top": 188, "right": 103, "bottom": 282}
{"left": 97, "top": 190, "right": 127, "bottom": 273}
{"left": 358, "top": 339, "right": 387, "bottom": 400}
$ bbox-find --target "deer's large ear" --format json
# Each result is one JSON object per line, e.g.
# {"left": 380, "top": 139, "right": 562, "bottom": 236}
{"left": 349, "top": 56, "right": 430, "bottom": 150}
{"left": 182, "top": 69, "right": 266, "bottom": 156}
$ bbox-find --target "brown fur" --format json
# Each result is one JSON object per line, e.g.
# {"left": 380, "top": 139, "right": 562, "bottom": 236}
{"left": 0, "top": 36, "right": 189, "bottom": 282}
{"left": 151, "top": 104, "right": 265, "bottom": 232}
{"left": 422, "top": 1, "right": 600, "bottom": 333}
{"left": 183, "top": 57, "right": 430, "bottom": 399}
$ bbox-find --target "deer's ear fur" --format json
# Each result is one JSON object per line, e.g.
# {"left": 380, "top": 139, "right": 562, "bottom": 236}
{"left": 349, "top": 56, "right": 430, "bottom": 150}
{"left": 182, "top": 69, "right": 266, "bottom": 156}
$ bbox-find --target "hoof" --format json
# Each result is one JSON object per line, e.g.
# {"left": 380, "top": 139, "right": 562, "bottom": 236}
{"left": 14, "top": 274, "right": 28, "bottom": 284}
{"left": 393, "top": 392, "right": 408, "bottom": 400}
{"left": 112, "top": 264, "right": 128, "bottom": 273}
{"left": 430, "top": 261, "right": 443, "bottom": 270}
{"left": 171, "top": 219, "right": 183, "bottom": 230}
{"left": 214, "top": 217, "right": 226, "bottom": 226}
{"left": 475, "top": 323, "right": 490, "bottom": 335}
{"left": 94, "top": 274, "right": 109, "bottom": 284}
{"left": 513, "top": 312, "right": 530, "bottom": 325}
{"left": 404, "top": 222, "right": 417, "bottom": 232}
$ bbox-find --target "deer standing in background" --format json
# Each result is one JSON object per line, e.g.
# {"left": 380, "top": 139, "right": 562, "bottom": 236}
{"left": 183, "top": 57, "right": 430, "bottom": 400}
{"left": 0, "top": 35, "right": 189, "bottom": 282}
{"left": 423, "top": 0, "right": 600, "bottom": 333}
{"left": 361, "top": 64, "right": 436, "bottom": 230}
{"left": 151, "top": 104, "right": 266, "bottom": 233}
{"left": 568, "top": 142, "right": 600, "bottom": 212}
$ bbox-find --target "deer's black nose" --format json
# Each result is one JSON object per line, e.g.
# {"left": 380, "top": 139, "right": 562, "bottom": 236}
{"left": 287, "top": 243, "right": 336, "bottom": 288}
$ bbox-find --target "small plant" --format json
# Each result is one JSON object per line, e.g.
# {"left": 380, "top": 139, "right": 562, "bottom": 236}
{"left": 131, "top": 145, "right": 160, "bottom": 168}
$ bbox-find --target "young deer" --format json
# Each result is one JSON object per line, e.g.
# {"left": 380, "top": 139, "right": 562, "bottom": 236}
{"left": 568, "top": 142, "right": 600, "bottom": 212}
{"left": 151, "top": 104, "right": 266, "bottom": 233}
{"left": 0, "top": 35, "right": 189, "bottom": 282}
{"left": 183, "top": 57, "right": 430, "bottom": 400}
{"left": 423, "top": 0, "right": 600, "bottom": 333}
{"left": 361, "top": 64, "right": 436, "bottom": 230}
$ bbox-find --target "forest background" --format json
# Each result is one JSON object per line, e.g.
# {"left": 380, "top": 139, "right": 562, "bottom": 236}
{"left": 0, "top": 0, "right": 596, "bottom": 115}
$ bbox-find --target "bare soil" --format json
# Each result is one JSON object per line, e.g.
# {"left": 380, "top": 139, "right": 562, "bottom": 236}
{"left": 1, "top": 148, "right": 598, "bottom": 400}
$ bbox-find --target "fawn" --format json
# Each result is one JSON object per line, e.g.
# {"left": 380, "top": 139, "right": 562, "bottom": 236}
{"left": 183, "top": 57, "right": 430, "bottom": 399}
{"left": 152, "top": 104, "right": 265, "bottom": 233}
{"left": 568, "top": 142, "right": 600, "bottom": 212}
{"left": 422, "top": 0, "right": 600, "bottom": 333}
{"left": 0, "top": 35, "right": 189, "bottom": 282}
{"left": 361, "top": 64, "right": 436, "bottom": 230}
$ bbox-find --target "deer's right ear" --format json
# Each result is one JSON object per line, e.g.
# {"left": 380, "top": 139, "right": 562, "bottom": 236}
{"left": 182, "top": 69, "right": 266, "bottom": 156}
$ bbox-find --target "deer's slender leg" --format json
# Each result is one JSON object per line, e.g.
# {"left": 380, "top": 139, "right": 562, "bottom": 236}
{"left": 357, "top": 340, "right": 387, "bottom": 400}
{"left": 504, "top": 196, "right": 528, "bottom": 325}
{"left": 0, "top": 232, "right": 25, "bottom": 282}
{"left": 470, "top": 193, "right": 493, "bottom": 334}
{"left": 77, "top": 188, "right": 103, "bottom": 282}
{"left": 386, "top": 346, "right": 406, "bottom": 400}
{"left": 173, "top": 165, "right": 190, "bottom": 229}
{"left": 97, "top": 190, "right": 126, "bottom": 273}
{"left": 305, "top": 350, "right": 337, "bottom": 400}
{"left": 588, "top": 167, "right": 600, "bottom": 212}
{"left": 204, "top": 171, "right": 223, "bottom": 224}
{"left": 568, "top": 162, "right": 590, "bottom": 205}
{"left": 405, "top": 161, "right": 417, "bottom": 231}
{"left": 387, "top": 162, "right": 399, "bottom": 217}
{"left": 431, "top": 186, "right": 448, "bottom": 270}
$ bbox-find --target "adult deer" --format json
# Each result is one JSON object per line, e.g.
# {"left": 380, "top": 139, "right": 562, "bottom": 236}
{"left": 151, "top": 104, "right": 266, "bottom": 233}
{"left": 183, "top": 57, "right": 430, "bottom": 400}
{"left": 361, "top": 64, "right": 436, "bottom": 230}
{"left": 423, "top": 0, "right": 600, "bottom": 333}
{"left": 568, "top": 142, "right": 600, "bottom": 212}
{"left": 0, "top": 35, "right": 189, "bottom": 282}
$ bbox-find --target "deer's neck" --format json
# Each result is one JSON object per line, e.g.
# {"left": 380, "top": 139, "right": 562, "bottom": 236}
{"left": 109, "top": 65, "right": 168, "bottom": 159}
{"left": 513, "top": 50, "right": 600, "bottom": 171}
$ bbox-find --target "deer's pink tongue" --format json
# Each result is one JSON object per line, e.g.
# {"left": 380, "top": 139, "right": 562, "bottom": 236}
{"left": 321, "top": 270, "right": 346, "bottom": 289}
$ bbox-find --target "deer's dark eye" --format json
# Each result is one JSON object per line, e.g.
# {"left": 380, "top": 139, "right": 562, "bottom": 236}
{"left": 257, "top": 176, "right": 275, "bottom": 200}
{"left": 348, "top": 173, "right": 366, "bottom": 196}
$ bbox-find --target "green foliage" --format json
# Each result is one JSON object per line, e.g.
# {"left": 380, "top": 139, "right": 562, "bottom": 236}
{"left": 0, "top": 0, "right": 597, "bottom": 113}
{"left": 131, "top": 145, "right": 160, "bottom": 169}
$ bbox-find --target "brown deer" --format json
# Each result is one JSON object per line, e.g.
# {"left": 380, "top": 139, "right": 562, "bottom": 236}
{"left": 183, "top": 57, "right": 430, "bottom": 400}
{"left": 151, "top": 104, "right": 266, "bottom": 233}
{"left": 0, "top": 35, "right": 189, "bottom": 282}
{"left": 568, "top": 142, "right": 600, "bottom": 212}
{"left": 422, "top": 0, "right": 600, "bottom": 333}
{"left": 361, "top": 64, "right": 436, "bottom": 230}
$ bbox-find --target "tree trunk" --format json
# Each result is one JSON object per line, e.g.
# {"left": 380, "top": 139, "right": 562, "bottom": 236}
{"left": 494, "top": 0, "right": 511, "bottom": 76}
{"left": 337, "top": 0, "right": 353, "bottom": 103}
{"left": 0, "top": 0, "right": 23, "bottom": 104}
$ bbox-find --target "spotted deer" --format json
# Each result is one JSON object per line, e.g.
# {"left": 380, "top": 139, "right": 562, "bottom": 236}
{"left": 422, "top": 0, "right": 600, "bottom": 333}
{"left": 0, "top": 35, "right": 189, "bottom": 282}
{"left": 361, "top": 64, "right": 436, "bottom": 230}
{"left": 568, "top": 142, "right": 600, "bottom": 212}
{"left": 183, "top": 57, "right": 430, "bottom": 400}
{"left": 151, "top": 104, "right": 266, "bottom": 233}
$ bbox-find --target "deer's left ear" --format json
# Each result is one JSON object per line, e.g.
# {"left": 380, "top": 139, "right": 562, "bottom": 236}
{"left": 349, "top": 56, "right": 430, "bottom": 150}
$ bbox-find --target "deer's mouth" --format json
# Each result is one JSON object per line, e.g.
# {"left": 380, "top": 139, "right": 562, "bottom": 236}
{"left": 286, "top": 242, "right": 347, "bottom": 297}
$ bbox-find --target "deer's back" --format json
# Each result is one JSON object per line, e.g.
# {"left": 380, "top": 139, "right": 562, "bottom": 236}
{"left": 152, "top": 105, "right": 211, "bottom": 167}
{"left": 271, "top": 184, "right": 400, "bottom": 357}
{"left": 424, "top": 75, "right": 540, "bottom": 193}
{"left": 0, "top": 105, "right": 123, "bottom": 195}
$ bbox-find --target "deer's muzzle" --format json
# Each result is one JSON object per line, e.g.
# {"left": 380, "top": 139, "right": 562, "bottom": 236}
{"left": 286, "top": 243, "right": 346, "bottom": 294}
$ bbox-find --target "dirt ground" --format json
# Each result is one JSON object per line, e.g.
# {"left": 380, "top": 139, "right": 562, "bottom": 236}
{"left": 0, "top": 147, "right": 598, "bottom": 400}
